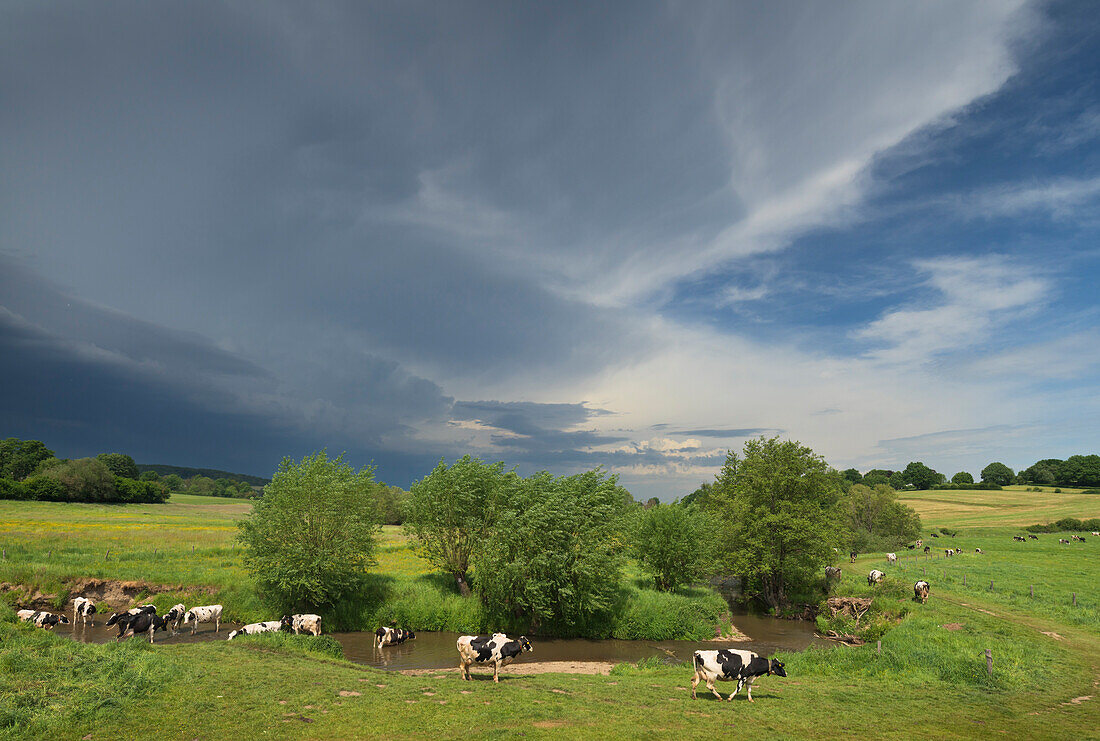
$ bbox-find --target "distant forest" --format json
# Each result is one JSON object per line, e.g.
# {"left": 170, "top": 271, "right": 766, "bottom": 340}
{"left": 137, "top": 463, "right": 269, "bottom": 487}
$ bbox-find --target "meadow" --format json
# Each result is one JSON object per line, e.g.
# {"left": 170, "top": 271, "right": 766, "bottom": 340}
{"left": 2, "top": 486, "right": 1099, "bottom": 738}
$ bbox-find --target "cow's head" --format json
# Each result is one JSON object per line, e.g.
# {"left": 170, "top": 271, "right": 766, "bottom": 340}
{"left": 106, "top": 612, "right": 126, "bottom": 627}
{"left": 183, "top": 610, "right": 195, "bottom": 624}
{"left": 518, "top": 636, "right": 533, "bottom": 653}
{"left": 279, "top": 615, "right": 294, "bottom": 631}
{"left": 405, "top": 630, "right": 416, "bottom": 640}
{"left": 59, "top": 614, "right": 70, "bottom": 624}
{"left": 769, "top": 658, "right": 786, "bottom": 677}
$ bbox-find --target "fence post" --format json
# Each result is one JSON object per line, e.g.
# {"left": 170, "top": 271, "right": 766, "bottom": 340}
{"left": 877, "top": 640, "right": 881, "bottom": 655}
{"left": 1030, "top": 585, "right": 1033, "bottom": 598}
{"left": 192, "top": 545, "right": 195, "bottom": 554}
{"left": 1073, "top": 592, "right": 1077, "bottom": 607}
{"left": 963, "top": 574, "right": 966, "bottom": 586}
{"left": 989, "top": 580, "right": 993, "bottom": 591}
{"left": 922, "top": 567, "right": 926, "bottom": 577}
{"left": 47, "top": 550, "right": 51, "bottom": 559}
{"left": 985, "top": 649, "right": 993, "bottom": 678}
{"left": 105, "top": 549, "right": 110, "bottom": 560}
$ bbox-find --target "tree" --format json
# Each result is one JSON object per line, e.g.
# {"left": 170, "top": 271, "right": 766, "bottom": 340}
{"left": 139, "top": 470, "right": 160, "bottom": 482}
{"left": 680, "top": 481, "right": 716, "bottom": 508}
{"left": 0, "top": 438, "right": 55, "bottom": 481}
{"left": 862, "top": 469, "right": 893, "bottom": 487}
{"left": 846, "top": 484, "right": 921, "bottom": 551}
{"left": 375, "top": 484, "right": 410, "bottom": 525}
{"left": 951, "top": 471, "right": 974, "bottom": 485}
{"left": 707, "top": 437, "right": 846, "bottom": 609}
{"left": 981, "top": 462, "right": 1015, "bottom": 486}
{"left": 237, "top": 451, "right": 380, "bottom": 610}
{"left": 162, "top": 474, "right": 184, "bottom": 491}
{"left": 405, "top": 456, "right": 517, "bottom": 596}
{"left": 38, "top": 458, "right": 117, "bottom": 502}
{"left": 632, "top": 503, "right": 717, "bottom": 591}
{"left": 476, "top": 468, "right": 629, "bottom": 635}
{"left": 888, "top": 471, "right": 907, "bottom": 490}
{"left": 842, "top": 468, "right": 863, "bottom": 485}
{"left": 902, "top": 461, "right": 944, "bottom": 490}
{"left": 96, "top": 453, "right": 139, "bottom": 480}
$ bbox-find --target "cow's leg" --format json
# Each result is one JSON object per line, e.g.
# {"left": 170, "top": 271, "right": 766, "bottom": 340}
{"left": 746, "top": 677, "right": 757, "bottom": 703}
{"left": 705, "top": 678, "right": 722, "bottom": 701}
{"left": 493, "top": 661, "right": 500, "bottom": 683}
{"left": 728, "top": 678, "right": 743, "bottom": 701}
{"left": 148, "top": 626, "right": 155, "bottom": 644}
{"left": 460, "top": 660, "right": 471, "bottom": 681}
{"left": 215, "top": 617, "right": 220, "bottom": 633}
{"left": 691, "top": 671, "right": 701, "bottom": 699}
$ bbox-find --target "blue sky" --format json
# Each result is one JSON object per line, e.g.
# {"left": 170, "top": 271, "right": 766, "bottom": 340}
{"left": 2, "top": 1, "right": 1099, "bottom": 499}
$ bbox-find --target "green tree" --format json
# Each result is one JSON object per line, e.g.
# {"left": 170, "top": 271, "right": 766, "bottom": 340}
{"left": 476, "top": 468, "right": 629, "bottom": 635}
{"left": 862, "top": 469, "right": 893, "bottom": 487}
{"left": 96, "top": 453, "right": 139, "bottom": 480}
{"left": 680, "top": 481, "right": 716, "bottom": 508}
{"left": 888, "top": 471, "right": 907, "bottom": 490}
{"left": 632, "top": 503, "right": 716, "bottom": 591}
{"left": 1017, "top": 463, "right": 1054, "bottom": 486}
{"left": 185, "top": 476, "right": 216, "bottom": 496}
{"left": 0, "top": 438, "right": 55, "bottom": 481}
{"left": 237, "top": 451, "right": 380, "bottom": 610}
{"left": 38, "top": 458, "right": 117, "bottom": 502}
{"left": 707, "top": 437, "right": 846, "bottom": 609}
{"left": 375, "top": 484, "right": 410, "bottom": 525}
{"left": 902, "top": 461, "right": 944, "bottom": 490}
{"left": 842, "top": 468, "right": 863, "bottom": 485}
{"left": 405, "top": 456, "right": 517, "bottom": 596}
{"left": 981, "top": 462, "right": 1015, "bottom": 486}
{"left": 846, "top": 483, "right": 921, "bottom": 551}
{"left": 162, "top": 474, "right": 184, "bottom": 491}
{"left": 139, "top": 470, "right": 160, "bottom": 482}
{"left": 951, "top": 471, "right": 974, "bottom": 485}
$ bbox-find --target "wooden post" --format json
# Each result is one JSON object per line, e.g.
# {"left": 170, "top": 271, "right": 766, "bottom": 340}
{"left": 877, "top": 640, "right": 881, "bottom": 655}
{"left": 1073, "top": 592, "right": 1077, "bottom": 606}
{"left": 922, "top": 567, "right": 926, "bottom": 577}
{"left": 47, "top": 550, "right": 51, "bottom": 559}
{"left": 105, "top": 549, "right": 110, "bottom": 560}
{"left": 2, "top": 548, "right": 5, "bottom": 559}
{"left": 1030, "top": 585, "right": 1033, "bottom": 598}
{"left": 963, "top": 574, "right": 966, "bottom": 586}
{"left": 985, "top": 649, "right": 993, "bottom": 678}
{"left": 990, "top": 580, "right": 993, "bottom": 591}
{"left": 154, "top": 548, "right": 157, "bottom": 556}
{"left": 192, "top": 545, "right": 195, "bottom": 554}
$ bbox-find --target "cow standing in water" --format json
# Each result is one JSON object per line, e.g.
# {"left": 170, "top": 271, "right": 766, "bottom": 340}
{"left": 72, "top": 597, "right": 97, "bottom": 626}
{"left": 375, "top": 625, "right": 415, "bottom": 648}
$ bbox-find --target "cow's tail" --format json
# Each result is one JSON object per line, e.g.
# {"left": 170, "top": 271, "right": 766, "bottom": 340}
{"left": 693, "top": 652, "right": 704, "bottom": 669}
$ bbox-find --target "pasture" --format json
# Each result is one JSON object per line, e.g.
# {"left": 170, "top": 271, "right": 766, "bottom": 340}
{"left": 897, "top": 485, "right": 1099, "bottom": 528}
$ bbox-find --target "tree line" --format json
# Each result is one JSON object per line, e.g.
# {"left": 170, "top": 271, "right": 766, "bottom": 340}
{"left": 0, "top": 438, "right": 168, "bottom": 503}
{"left": 836, "top": 454, "right": 1100, "bottom": 491}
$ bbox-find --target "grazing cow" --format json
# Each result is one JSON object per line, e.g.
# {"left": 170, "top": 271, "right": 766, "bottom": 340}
{"left": 115, "top": 612, "right": 167, "bottom": 643}
{"left": 1091, "top": 532, "right": 1099, "bottom": 537}
{"left": 457, "top": 634, "right": 532, "bottom": 682}
{"left": 163, "top": 604, "right": 186, "bottom": 633}
{"left": 1029, "top": 534, "right": 1039, "bottom": 540}
{"left": 914, "top": 580, "right": 930, "bottom": 604}
{"left": 915, "top": 539, "right": 923, "bottom": 548}
{"left": 72, "top": 597, "right": 97, "bottom": 626}
{"left": 1013, "top": 535, "right": 1026, "bottom": 542}
{"left": 944, "top": 549, "right": 953, "bottom": 558}
{"left": 281, "top": 614, "right": 322, "bottom": 636}
{"left": 849, "top": 551, "right": 857, "bottom": 563}
{"left": 975, "top": 548, "right": 983, "bottom": 554}
{"left": 1059, "top": 538, "right": 1070, "bottom": 544}
{"left": 867, "top": 570, "right": 885, "bottom": 586}
{"left": 17, "top": 610, "right": 70, "bottom": 629}
{"left": 923, "top": 546, "right": 930, "bottom": 553}
{"left": 183, "top": 605, "right": 223, "bottom": 635}
{"left": 954, "top": 548, "right": 962, "bottom": 555}
{"left": 906, "top": 544, "right": 915, "bottom": 550}
{"left": 227, "top": 620, "right": 282, "bottom": 640}
{"left": 690, "top": 649, "right": 786, "bottom": 702}
{"left": 931, "top": 532, "right": 939, "bottom": 538}
{"left": 886, "top": 553, "right": 897, "bottom": 564}
{"left": 824, "top": 566, "right": 842, "bottom": 580}
{"left": 375, "top": 625, "right": 416, "bottom": 648}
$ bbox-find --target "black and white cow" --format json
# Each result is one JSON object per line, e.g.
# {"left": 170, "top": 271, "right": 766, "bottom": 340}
{"left": 375, "top": 625, "right": 415, "bottom": 648}
{"left": 930, "top": 532, "right": 939, "bottom": 538}
{"left": 974, "top": 548, "right": 983, "bottom": 554}
{"left": 923, "top": 546, "right": 930, "bottom": 553}
{"left": 227, "top": 620, "right": 282, "bottom": 640}
{"left": 281, "top": 614, "right": 322, "bottom": 636}
{"left": 944, "top": 549, "right": 953, "bottom": 557}
{"left": 17, "top": 609, "right": 70, "bottom": 629}
{"left": 457, "top": 634, "right": 532, "bottom": 682}
{"left": 849, "top": 551, "right": 857, "bottom": 563}
{"left": 125, "top": 604, "right": 157, "bottom": 616}
{"left": 72, "top": 597, "right": 97, "bottom": 626}
{"left": 183, "top": 604, "right": 223, "bottom": 635}
{"left": 824, "top": 566, "right": 842, "bottom": 580}
{"left": 1029, "top": 534, "right": 1040, "bottom": 540}
{"left": 886, "top": 553, "right": 897, "bottom": 564}
{"left": 114, "top": 612, "right": 168, "bottom": 643}
{"left": 867, "top": 570, "right": 885, "bottom": 586}
{"left": 163, "top": 604, "right": 186, "bottom": 633}
{"left": 1013, "top": 535, "right": 1026, "bottom": 542}
{"left": 914, "top": 580, "right": 930, "bottom": 604}
{"left": 690, "top": 649, "right": 786, "bottom": 702}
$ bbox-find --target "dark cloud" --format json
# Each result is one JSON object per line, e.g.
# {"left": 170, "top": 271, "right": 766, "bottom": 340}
{"left": 675, "top": 428, "right": 779, "bottom": 438}
{"left": 451, "top": 400, "right": 624, "bottom": 454}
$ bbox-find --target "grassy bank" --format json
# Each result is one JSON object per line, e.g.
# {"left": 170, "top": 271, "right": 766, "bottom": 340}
{"left": 0, "top": 497, "right": 728, "bottom": 640}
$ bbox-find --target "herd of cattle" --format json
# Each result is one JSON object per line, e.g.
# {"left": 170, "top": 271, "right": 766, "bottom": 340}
{"left": 16, "top": 600, "right": 321, "bottom": 643}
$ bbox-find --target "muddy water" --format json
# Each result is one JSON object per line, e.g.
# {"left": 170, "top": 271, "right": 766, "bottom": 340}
{"left": 60, "top": 612, "right": 821, "bottom": 671}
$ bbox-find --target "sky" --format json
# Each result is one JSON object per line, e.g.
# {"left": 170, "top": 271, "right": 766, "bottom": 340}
{"left": 3, "top": 0, "right": 1100, "bottom": 500}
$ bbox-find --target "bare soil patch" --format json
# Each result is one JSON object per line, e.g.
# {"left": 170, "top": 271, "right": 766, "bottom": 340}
{"left": 942, "top": 623, "right": 964, "bottom": 631}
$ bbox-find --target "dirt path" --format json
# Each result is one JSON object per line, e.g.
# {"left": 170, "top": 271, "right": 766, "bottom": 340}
{"left": 399, "top": 661, "right": 614, "bottom": 677}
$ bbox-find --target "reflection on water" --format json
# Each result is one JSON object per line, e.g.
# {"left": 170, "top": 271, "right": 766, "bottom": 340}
{"left": 59, "top": 610, "right": 821, "bottom": 672}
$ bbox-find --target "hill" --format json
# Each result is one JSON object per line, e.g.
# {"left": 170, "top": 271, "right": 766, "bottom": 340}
{"left": 136, "top": 463, "right": 269, "bottom": 487}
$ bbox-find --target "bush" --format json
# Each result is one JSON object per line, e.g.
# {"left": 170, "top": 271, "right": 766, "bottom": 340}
{"left": 938, "top": 527, "right": 957, "bottom": 536}
{"left": 0, "top": 477, "right": 28, "bottom": 500}
{"left": 632, "top": 503, "right": 717, "bottom": 591}
{"left": 237, "top": 451, "right": 381, "bottom": 611}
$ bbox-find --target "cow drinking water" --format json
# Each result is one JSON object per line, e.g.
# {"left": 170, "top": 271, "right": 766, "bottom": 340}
{"left": 375, "top": 625, "right": 415, "bottom": 648}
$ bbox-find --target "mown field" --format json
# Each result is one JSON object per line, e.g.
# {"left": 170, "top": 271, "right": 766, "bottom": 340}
{"left": 898, "top": 485, "right": 1099, "bottom": 527}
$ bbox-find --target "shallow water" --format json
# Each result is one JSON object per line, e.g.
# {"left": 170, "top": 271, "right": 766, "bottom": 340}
{"left": 59, "top": 611, "right": 821, "bottom": 671}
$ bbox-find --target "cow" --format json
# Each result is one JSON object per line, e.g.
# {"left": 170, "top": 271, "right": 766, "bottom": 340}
{"left": 1029, "top": 534, "right": 1039, "bottom": 540}
{"left": 931, "top": 532, "right": 939, "bottom": 538}
{"left": 163, "top": 604, "right": 186, "bottom": 633}
{"left": 281, "top": 614, "right": 322, "bottom": 636}
{"left": 975, "top": 548, "right": 983, "bottom": 554}
{"left": 227, "top": 620, "right": 282, "bottom": 640}
{"left": 72, "top": 597, "right": 97, "bottom": 626}
{"left": 915, "top": 539, "right": 923, "bottom": 548}
{"left": 375, "top": 625, "right": 415, "bottom": 648}
{"left": 127, "top": 604, "right": 157, "bottom": 615}
{"left": 923, "top": 546, "right": 930, "bottom": 553}
{"left": 944, "top": 549, "right": 953, "bottom": 557}
{"left": 849, "top": 551, "right": 857, "bottom": 563}
{"left": 1013, "top": 535, "right": 1026, "bottom": 542}
{"left": 183, "top": 604, "right": 223, "bottom": 635}
{"left": 457, "top": 634, "right": 532, "bottom": 682}
{"left": 886, "top": 553, "right": 897, "bottom": 564}
{"left": 954, "top": 547, "right": 962, "bottom": 555}
{"left": 867, "top": 570, "right": 885, "bottom": 586}
{"left": 1092, "top": 532, "right": 1099, "bottom": 537}
{"left": 914, "top": 580, "right": 930, "bottom": 604}
{"left": 1060, "top": 538, "right": 1070, "bottom": 544}
{"left": 115, "top": 612, "right": 168, "bottom": 643}
{"left": 17, "top": 610, "right": 70, "bottom": 629}
{"left": 690, "top": 649, "right": 786, "bottom": 702}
